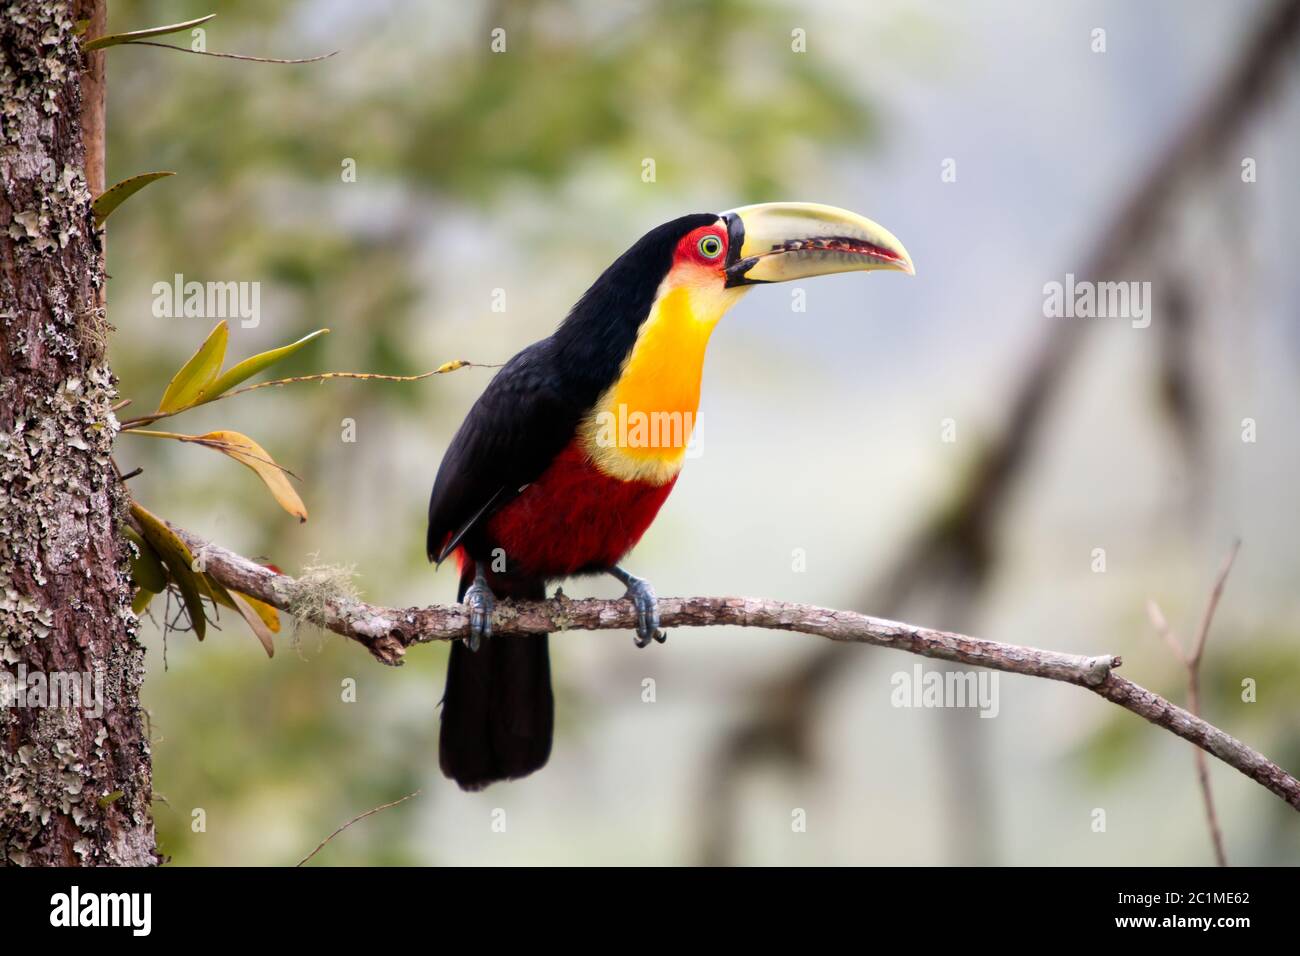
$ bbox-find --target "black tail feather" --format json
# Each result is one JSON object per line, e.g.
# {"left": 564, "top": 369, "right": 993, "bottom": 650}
{"left": 438, "top": 577, "right": 553, "bottom": 790}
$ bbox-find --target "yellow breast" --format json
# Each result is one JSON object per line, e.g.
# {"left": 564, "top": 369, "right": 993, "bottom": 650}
{"left": 579, "top": 280, "right": 745, "bottom": 484}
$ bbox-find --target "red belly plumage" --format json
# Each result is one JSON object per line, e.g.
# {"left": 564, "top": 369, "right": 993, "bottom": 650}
{"left": 464, "top": 439, "right": 677, "bottom": 581}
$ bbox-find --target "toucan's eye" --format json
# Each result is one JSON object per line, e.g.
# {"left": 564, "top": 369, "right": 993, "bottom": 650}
{"left": 697, "top": 234, "right": 723, "bottom": 259}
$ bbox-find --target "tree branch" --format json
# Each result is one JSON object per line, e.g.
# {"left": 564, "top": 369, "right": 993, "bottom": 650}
{"left": 296, "top": 790, "right": 420, "bottom": 868}
{"left": 171, "top": 526, "right": 1300, "bottom": 813}
{"left": 1147, "top": 540, "right": 1241, "bottom": 867}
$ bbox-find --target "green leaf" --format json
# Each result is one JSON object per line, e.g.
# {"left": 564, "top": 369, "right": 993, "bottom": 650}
{"left": 132, "top": 589, "right": 156, "bottom": 615}
{"left": 200, "top": 572, "right": 237, "bottom": 610}
{"left": 91, "top": 171, "right": 174, "bottom": 226}
{"left": 156, "top": 321, "right": 229, "bottom": 414}
{"left": 203, "top": 329, "right": 330, "bottom": 403}
{"left": 131, "top": 502, "right": 207, "bottom": 641}
{"left": 83, "top": 14, "right": 216, "bottom": 51}
{"left": 124, "top": 527, "right": 168, "bottom": 593}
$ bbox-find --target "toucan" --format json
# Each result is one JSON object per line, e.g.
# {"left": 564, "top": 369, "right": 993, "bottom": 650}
{"left": 427, "top": 202, "right": 913, "bottom": 790}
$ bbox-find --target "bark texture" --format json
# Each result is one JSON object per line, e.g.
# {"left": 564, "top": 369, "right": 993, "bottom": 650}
{"left": 0, "top": 0, "right": 156, "bottom": 866}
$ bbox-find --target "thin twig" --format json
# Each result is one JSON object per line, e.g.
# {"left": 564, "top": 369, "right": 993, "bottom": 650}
{"left": 117, "top": 361, "right": 489, "bottom": 430}
{"left": 296, "top": 790, "right": 421, "bottom": 867}
{"left": 168, "top": 524, "right": 1300, "bottom": 814}
{"left": 124, "top": 41, "right": 337, "bottom": 64}
{"left": 1146, "top": 540, "right": 1241, "bottom": 866}
{"left": 1145, "top": 600, "right": 1186, "bottom": 664}
{"left": 1190, "top": 541, "right": 1241, "bottom": 668}
{"left": 222, "top": 367, "right": 465, "bottom": 397}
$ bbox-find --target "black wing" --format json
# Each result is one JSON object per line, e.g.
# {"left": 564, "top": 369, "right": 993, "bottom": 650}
{"left": 426, "top": 340, "right": 584, "bottom": 564}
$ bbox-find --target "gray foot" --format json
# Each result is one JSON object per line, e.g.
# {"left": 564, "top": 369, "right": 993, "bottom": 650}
{"left": 462, "top": 566, "right": 494, "bottom": 651}
{"left": 609, "top": 567, "right": 666, "bottom": 648}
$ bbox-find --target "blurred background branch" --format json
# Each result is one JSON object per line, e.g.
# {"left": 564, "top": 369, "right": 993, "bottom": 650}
{"left": 1147, "top": 540, "right": 1242, "bottom": 866}
{"left": 697, "top": 0, "right": 1300, "bottom": 866}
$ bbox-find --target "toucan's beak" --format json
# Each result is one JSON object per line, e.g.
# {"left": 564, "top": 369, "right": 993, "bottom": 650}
{"left": 721, "top": 201, "right": 914, "bottom": 286}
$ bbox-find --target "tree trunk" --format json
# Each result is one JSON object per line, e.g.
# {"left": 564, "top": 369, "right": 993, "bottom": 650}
{"left": 1, "top": 0, "right": 156, "bottom": 866}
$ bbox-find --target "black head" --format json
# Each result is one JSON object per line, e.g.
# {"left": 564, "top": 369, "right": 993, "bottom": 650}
{"left": 551, "top": 213, "right": 720, "bottom": 390}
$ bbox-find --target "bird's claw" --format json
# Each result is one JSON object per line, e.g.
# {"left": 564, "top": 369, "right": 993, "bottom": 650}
{"left": 463, "top": 578, "right": 495, "bottom": 651}
{"left": 624, "top": 576, "right": 666, "bottom": 648}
